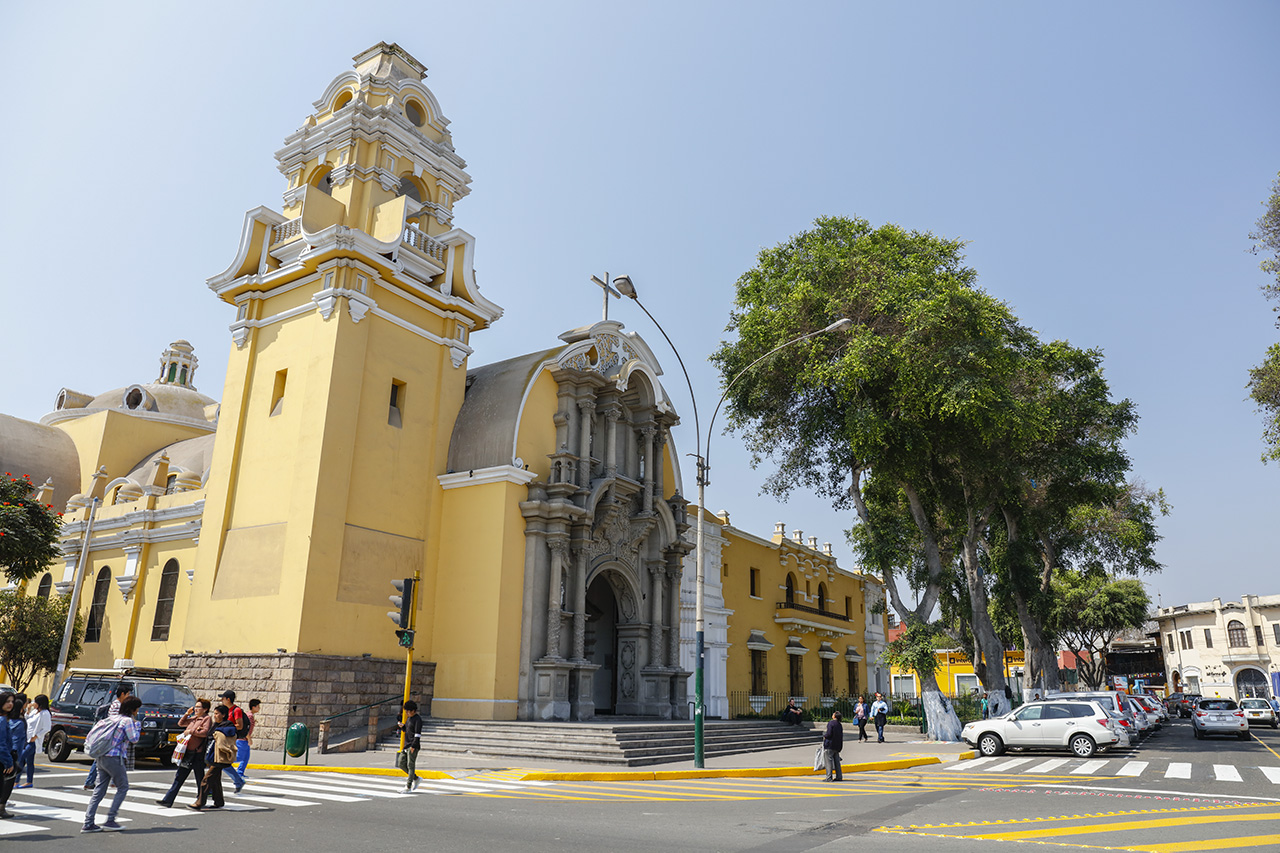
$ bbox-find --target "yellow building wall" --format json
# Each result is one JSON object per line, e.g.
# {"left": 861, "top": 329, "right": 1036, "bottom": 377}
{"left": 54, "top": 410, "right": 211, "bottom": 500}
{"left": 889, "top": 650, "right": 1027, "bottom": 695}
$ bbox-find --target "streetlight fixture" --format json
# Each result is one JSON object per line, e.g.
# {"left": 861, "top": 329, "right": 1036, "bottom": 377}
{"left": 614, "top": 275, "right": 851, "bottom": 767}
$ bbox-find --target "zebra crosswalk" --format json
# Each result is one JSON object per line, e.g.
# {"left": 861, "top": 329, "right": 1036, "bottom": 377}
{"left": 960, "top": 754, "right": 1280, "bottom": 784}
{"left": 0, "top": 770, "right": 558, "bottom": 836}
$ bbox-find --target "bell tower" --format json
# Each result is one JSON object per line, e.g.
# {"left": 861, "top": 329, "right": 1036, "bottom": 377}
{"left": 187, "top": 44, "right": 503, "bottom": 661}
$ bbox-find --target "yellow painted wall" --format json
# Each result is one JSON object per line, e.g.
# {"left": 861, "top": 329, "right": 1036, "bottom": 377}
{"left": 889, "top": 649, "right": 1027, "bottom": 694}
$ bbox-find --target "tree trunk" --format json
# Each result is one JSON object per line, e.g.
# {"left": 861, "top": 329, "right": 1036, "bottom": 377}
{"left": 959, "top": 521, "right": 1011, "bottom": 716}
{"left": 1012, "top": 586, "right": 1061, "bottom": 695}
{"left": 919, "top": 668, "right": 963, "bottom": 742}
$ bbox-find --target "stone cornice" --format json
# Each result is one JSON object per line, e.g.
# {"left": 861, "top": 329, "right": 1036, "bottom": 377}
{"left": 439, "top": 465, "right": 537, "bottom": 490}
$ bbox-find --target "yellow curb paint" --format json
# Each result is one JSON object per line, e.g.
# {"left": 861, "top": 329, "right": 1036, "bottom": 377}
{"left": 519, "top": 755, "right": 941, "bottom": 782}
{"left": 245, "top": 763, "right": 450, "bottom": 780}
{"left": 1144, "top": 833, "right": 1280, "bottom": 852}
{"left": 967, "top": 810, "right": 1280, "bottom": 842}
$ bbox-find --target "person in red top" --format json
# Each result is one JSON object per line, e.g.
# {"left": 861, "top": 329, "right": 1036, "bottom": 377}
{"left": 218, "top": 691, "right": 247, "bottom": 793}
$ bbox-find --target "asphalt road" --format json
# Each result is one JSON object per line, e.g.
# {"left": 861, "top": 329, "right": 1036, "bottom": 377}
{"left": 8, "top": 718, "right": 1280, "bottom": 851}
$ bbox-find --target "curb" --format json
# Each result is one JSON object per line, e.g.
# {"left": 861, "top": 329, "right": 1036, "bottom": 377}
{"left": 520, "top": 755, "right": 943, "bottom": 782}
{"left": 246, "top": 763, "right": 451, "bottom": 780}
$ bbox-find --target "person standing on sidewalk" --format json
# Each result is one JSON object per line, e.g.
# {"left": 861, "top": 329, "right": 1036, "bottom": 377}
{"left": 156, "top": 699, "right": 212, "bottom": 807}
{"left": 870, "top": 693, "right": 890, "bottom": 743}
{"left": 0, "top": 693, "right": 18, "bottom": 819}
{"left": 82, "top": 696, "right": 142, "bottom": 833}
{"left": 218, "top": 690, "right": 247, "bottom": 794}
{"left": 233, "top": 698, "right": 259, "bottom": 781}
{"left": 19, "top": 694, "right": 51, "bottom": 788}
{"left": 821, "top": 711, "right": 844, "bottom": 782}
{"left": 853, "top": 696, "right": 869, "bottom": 742}
{"left": 395, "top": 700, "right": 422, "bottom": 791}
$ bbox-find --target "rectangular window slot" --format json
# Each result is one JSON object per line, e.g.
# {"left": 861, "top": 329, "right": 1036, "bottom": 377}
{"left": 271, "top": 369, "right": 287, "bottom": 417}
{"left": 749, "top": 568, "right": 760, "bottom": 598}
{"left": 1204, "top": 628, "right": 1212, "bottom": 648}
{"left": 389, "top": 379, "right": 405, "bottom": 428}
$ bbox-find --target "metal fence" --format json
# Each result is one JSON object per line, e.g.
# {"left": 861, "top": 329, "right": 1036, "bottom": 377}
{"left": 728, "top": 690, "right": 992, "bottom": 728}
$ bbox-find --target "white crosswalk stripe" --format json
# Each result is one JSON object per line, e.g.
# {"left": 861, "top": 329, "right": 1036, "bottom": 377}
{"left": 1071, "top": 759, "right": 1108, "bottom": 774}
{"left": 959, "top": 756, "right": 1280, "bottom": 785}
{"left": 1116, "top": 761, "right": 1148, "bottom": 777}
{"left": 1026, "top": 759, "right": 1070, "bottom": 773}
{"left": 1214, "top": 764, "right": 1243, "bottom": 782}
{"left": 985, "top": 758, "right": 1032, "bottom": 772}
{"left": 1260, "top": 767, "right": 1280, "bottom": 784}
{"left": 1165, "top": 762, "right": 1192, "bottom": 779}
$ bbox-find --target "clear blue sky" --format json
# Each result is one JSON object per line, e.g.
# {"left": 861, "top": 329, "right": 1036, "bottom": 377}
{"left": 3, "top": 1, "right": 1276, "bottom": 609}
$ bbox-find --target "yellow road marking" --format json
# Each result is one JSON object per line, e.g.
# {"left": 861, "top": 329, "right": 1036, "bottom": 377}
{"left": 1248, "top": 730, "right": 1280, "bottom": 764}
{"left": 966, "top": 810, "right": 1280, "bottom": 841}
{"left": 1141, "top": 833, "right": 1280, "bottom": 852}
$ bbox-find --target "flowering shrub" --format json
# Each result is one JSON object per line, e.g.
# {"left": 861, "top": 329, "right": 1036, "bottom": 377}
{"left": 0, "top": 473, "right": 62, "bottom": 583}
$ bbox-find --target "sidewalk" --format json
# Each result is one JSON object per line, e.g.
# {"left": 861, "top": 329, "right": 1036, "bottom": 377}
{"left": 249, "top": 734, "right": 976, "bottom": 782}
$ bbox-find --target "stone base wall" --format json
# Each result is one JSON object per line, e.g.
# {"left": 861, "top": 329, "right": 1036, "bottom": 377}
{"left": 168, "top": 652, "right": 435, "bottom": 752}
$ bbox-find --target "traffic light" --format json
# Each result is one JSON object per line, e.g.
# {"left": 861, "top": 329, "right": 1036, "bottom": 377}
{"left": 388, "top": 578, "right": 416, "bottom": 647}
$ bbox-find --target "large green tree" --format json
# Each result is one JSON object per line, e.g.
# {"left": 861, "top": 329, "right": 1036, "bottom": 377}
{"left": 0, "top": 473, "right": 62, "bottom": 584}
{"left": 713, "top": 215, "right": 1043, "bottom": 726}
{"left": 1048, "top": 571, "right": 1150, "bottom": 691}
{"left": 0, "top": 590, "right": 84, "bottom": 692}
{"left": 1248, "top": 171, "right": 1280, "bottom": 463}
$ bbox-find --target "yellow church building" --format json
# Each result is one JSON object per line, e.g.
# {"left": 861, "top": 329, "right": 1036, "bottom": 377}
{"left": 1, "top": 42, "right": 888, "bottom": 747}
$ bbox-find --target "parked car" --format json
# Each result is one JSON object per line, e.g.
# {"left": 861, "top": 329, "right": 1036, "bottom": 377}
{"left": 1190, "top": 697, "right": 1249, "bottom": 740}
{"left": 1164, "top": 692, "right": 1184, "bottom": 715}
{"left": 1047, "top": 690, "right": 1137, "bottom": 731}
{"left": 1125, "top": 697, "right": 1152, "bottom": 733}
{"left": 962, "top": 699, "right": 1120, "bottom": 758}
{"left": 47, "top": 667, "right": 197, "bottom": 764}
{"left": 1105, "top": 709, "right": 1133, "bottom": 747}
{"left": 1240, "top": 698, "right": 1278, "bottom": 729}
{"left": 1132, "top": 694, "right": 1167, "bottom": 726}
{"left": 1176, "top": 693, "right": 1202, "bottom": 718}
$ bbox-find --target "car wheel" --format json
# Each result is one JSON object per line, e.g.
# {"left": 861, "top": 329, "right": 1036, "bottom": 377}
{"left": 1239, "top": 731, "right": 1250, "bottom": 741}
{"left": 1069, "top": 734, "right": 1096, "bottom": 758}
{"left": 978, "top": 733, "right": 1004, "bottom": 757}
{"left": 46, "top": 729, "right": 72, "bottom": 762}
{"left": 1193, "top": 727, "right": 1203, "bottom": 740}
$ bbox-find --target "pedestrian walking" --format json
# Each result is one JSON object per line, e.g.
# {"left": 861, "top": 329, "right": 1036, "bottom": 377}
{"left": 0, "top": 693, "right": 17, "bottom": 819}
{"left": 82, "top": 695, "right": 142, "bottom": 833}
{"left": 191, "top": 706, "right": 237, "bottom": 810}
{"left": 233, "top": 698, "right": 259, "bottom": 781}
{"left": 218, "top": 690, "right": 247, "bottom": 793}
{"left": 395, "top": 700, "right": 422, "bottom": 791}
{"left": 854, "top": 696, "right": 869, "bottom": 742}
{"left": 84, "top": 686, "right": 131, "bottom": 790}
{"left": 870, "top": 692, "right": 890, "bottom": 743}
{"left": 19, "top": 694, "right": 51, "bottom": 788}
{"left": 155, "top": 699, "right": 213, "bottom": 807}
{"left": 822, "top": 711, "right": 844, "bottom": 782}
{"left": 981, "top": 692, "right": 989, "bottom": 720}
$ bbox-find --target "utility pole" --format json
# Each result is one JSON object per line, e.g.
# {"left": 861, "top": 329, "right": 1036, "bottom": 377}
{"left": 52, "top": 497, "right": 100, "bottom": 696}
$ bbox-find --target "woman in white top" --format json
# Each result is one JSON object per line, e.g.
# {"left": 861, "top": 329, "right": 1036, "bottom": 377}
{"left": 19, "top": 695, "right": 51, "bottom": 788}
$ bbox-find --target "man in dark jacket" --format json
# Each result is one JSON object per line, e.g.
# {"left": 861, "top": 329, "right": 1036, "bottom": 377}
{"left": 822, "top": 711, "right": 844, "bottom": 782}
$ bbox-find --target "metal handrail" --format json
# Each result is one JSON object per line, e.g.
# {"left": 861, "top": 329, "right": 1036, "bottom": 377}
{"left": 320, "top": 695, "right": 402, "bottom": 725}
{"left": 775, "top": 601, "right": 852, "bottom": 622}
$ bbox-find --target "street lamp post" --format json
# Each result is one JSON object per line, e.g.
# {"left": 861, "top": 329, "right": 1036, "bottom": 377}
{"left": 613, "top": 275, "right": 850, "bottom": 767}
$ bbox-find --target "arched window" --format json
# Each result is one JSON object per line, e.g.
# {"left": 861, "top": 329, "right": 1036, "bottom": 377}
{"left": 817, "top": 582, "right": 828, "bottom": 613}
{"left": 36, "top": 573, "right": 53, "bottom": 600}
{"left": 397, "top": 176, "right": 422, "bottom": 203}
{"left": 151, "top": 560, "right": 180, "bottom": 642}
{"left": 785, "top": 574, "right": 796, "bottom": 605}
{"left": 165, "top": 474, "right": 178, "bottom": 495}
{"left": 1228, "top": 620, "right": 1249, "bottom": 648}
{"left": 85, "top": 567, "right": 112, "bottom": 643}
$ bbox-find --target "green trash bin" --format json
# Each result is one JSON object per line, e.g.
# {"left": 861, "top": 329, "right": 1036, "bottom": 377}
{"left": 284, "top": 722, "right": 309, "bottom": 763}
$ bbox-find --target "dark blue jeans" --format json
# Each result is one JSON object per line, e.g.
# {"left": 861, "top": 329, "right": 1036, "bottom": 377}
{"left": 19, "top": 743, "right": 36, "bottom": 785}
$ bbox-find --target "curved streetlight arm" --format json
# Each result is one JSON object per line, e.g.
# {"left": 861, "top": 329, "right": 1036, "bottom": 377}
{"left": 623, "top": 296, "right": 701, "bottom": 461}
{"left": 703, "top": 318, "right": 852, "bottom": 480}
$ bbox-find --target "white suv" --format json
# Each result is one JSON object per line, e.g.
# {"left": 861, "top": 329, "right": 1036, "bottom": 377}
{"left": 962, "top": 699, "right": 1120, "bottom": 758}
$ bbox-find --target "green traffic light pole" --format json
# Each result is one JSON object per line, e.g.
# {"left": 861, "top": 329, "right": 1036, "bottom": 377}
{"left": 613, "top": 274, "right": 851, "bottom": 767}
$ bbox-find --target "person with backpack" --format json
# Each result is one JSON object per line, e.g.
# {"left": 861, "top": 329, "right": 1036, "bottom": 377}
{"left": 83, "top": 686, "right": 132, "bottom": 790}
{"left": 0, "top": 693, "right": 16, "bottom": 819}
{"left": 82, "top": 695, "right": 142, "bottom": 833}
{"left": 218, "top": 690, "right": 247, "bottom": 793}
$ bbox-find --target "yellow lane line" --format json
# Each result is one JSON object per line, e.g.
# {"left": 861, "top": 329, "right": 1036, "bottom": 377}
{"left": 966, "top": 811, "right": 1280, "bottom": 841}
{"left": 874, "top": 827, "right": 1130, "bottom": 850}
{"left": 885, "top": 803, "right": 1274, "bottom": 830}
{"left": 1140, "top": 833, "right": 1280, "bottom": 852}
{"left": 1248, "top": 730, "right": 1280, "bottom": 764}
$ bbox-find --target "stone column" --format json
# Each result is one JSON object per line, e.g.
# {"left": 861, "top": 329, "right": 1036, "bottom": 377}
{"left": 604, "top": 405, "right": 620, "bottom": 479}
{"left": 647, "top": 560, "right": 664, "bottom": 666}
{"left": 572, "top": 541, "right": 589, "bottom": 661}
{"left": 640, "top": 425, "right": 656, "bottom": 513}
{"left": 577, "top": 399, "right": 596, "bottom": 487}
{"left": 666, "top": 556, "right": 683, "bottom": 667}
{"left": 545, "top": 536, "right": 568, "bottom": 659}
{"left": 654, "top": 427, "right": 667, "bottom": 501}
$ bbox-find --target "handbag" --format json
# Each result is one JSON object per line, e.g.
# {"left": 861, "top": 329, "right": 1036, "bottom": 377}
{"left": 813, "top": 744, "right": 824, "bottom": 772}
{"left": 173, "top": 732, "right": 191, "bottom": 760}
{"left": 396, "top": 748, "right": 409, "bottom": 772}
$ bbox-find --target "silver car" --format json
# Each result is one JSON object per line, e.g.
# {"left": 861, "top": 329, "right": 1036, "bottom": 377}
{"left": 1125, "top": 697, "right": 1152, "bottom": 733}
{"left": 1191, "top": 697, "right": 1249, "bottom": 740}
{"left": 962, "top": 699, "right": 1120, "bottom": 758}
{"left": 1133, "top": 694, "right": 1168, "bottom": 725}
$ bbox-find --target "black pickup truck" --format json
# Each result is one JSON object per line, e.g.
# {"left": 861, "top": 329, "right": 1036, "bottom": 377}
{"left": 46, "top": 668, "right": 198, "bottom": 765}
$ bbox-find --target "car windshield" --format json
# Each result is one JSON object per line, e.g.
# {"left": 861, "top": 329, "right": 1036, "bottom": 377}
{"left": 1199, "top": 699, "right": 1238, "bottom": 711}
{"left": 1242, "top": 699, "right": 1271, "bottom": 709}
{"left": 132, "top": 682, "right": 197, "bottom": 708}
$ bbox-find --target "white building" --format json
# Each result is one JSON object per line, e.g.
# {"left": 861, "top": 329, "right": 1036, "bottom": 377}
{"left": 1153, "top": 595, "right": 1280, "bottom": 700}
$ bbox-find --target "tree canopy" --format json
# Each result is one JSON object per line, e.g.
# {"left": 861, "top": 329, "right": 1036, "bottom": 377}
{"left": 1249, "top": 171, "right": 1280, "bottom": 464}
{"left": 0, "top": 590, "right": 83, "bottom": 692}
{"left": 0, "top": 473, "right": 63, "bottom": 584}
{"left": 1049, "top": 571, "right": 1150, "bottom": 691}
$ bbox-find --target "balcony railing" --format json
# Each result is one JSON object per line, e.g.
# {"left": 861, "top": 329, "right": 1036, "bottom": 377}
{"left": 402, "top": 223, "right": 446, "bottom": 262}
{"left": 775, "top": 600, "right": 852, "bottom": 622}
{"left": 272, "top": 218, "right": 302, "bottom": 245}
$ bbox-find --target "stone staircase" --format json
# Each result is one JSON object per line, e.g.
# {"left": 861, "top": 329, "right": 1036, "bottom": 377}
{"left": 378, "top": 719, "right": 832, "bottom": 766}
